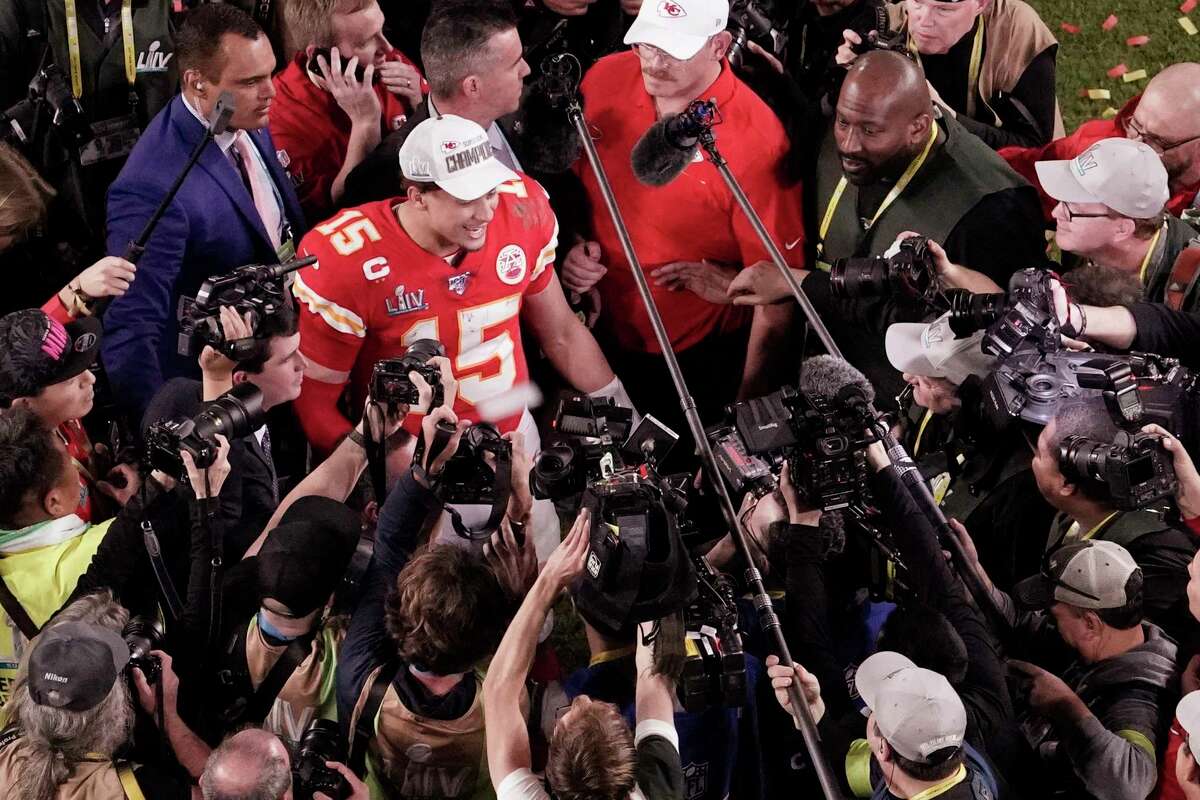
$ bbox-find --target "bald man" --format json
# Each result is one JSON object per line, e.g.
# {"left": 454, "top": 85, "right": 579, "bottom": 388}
{"left": 200, "top": 728, "right": 367, "bottom": 800}
{"left": 1001, "top": 62, "right": 1200, "bottom": 220}
{"left": 730, "top": 51, "right": 1045, "bottom": 403}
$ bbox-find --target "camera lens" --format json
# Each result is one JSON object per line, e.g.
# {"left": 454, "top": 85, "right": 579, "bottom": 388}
{"left": 1060, "top": 435, "right": 1111, "bottom": 482}
{"left": 193, "top": 382, "right": 265, "bottom": 443}
{"left": 830, "top": 257, "right": 889, "bottom": 298}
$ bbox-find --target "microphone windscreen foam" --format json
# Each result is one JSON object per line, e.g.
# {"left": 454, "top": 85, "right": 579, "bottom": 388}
{"left": 630, "top": 116, "right": 696, "bottom": 187}
{"left": 798, "top": 354, "right": 876, "bottom": 404}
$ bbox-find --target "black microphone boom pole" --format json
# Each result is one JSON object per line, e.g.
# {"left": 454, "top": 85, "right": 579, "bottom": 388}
{"left": 692, "top": 106, "right": 1009, "bottom": 636}
{"left": 93, "top": 91, "right": 237, "bottom": 318}
{"left": 564, "top": 98, "right": 846, "bottom": 800}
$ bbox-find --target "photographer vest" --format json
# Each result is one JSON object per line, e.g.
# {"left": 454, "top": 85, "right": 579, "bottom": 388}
{"left": 348, "top": 665, "right": 494, "bottom": 800}
{"left": 814, "top": 115, "right": 1029, "bottom": 268}
{"left": 0, "top": 726, "right": 146, "bottom": 799}
{"left": 1141, "top": 216, "right": 1200, "bottom": 312}
{"left": 1046, "top": 509, "right": 1171, "bottom": 553}
{"left": 885, "top": 0, "right": 1064, "bottom": 138}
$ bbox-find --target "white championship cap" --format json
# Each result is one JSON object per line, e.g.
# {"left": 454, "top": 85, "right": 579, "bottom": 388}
{"left": 623, "top": 0, "right": 729, "bottom": 61}
{"left": 397, "top": 114, "right": 517, "bottom": 202}
{"left": 1035, "top": 138, "right": 1169, "bottom": 219}
{"left": 854, "top": 651, "right": 967, "bottom": 764}
{"left": 885, "top": 312, "right": 995, "bottom": 387}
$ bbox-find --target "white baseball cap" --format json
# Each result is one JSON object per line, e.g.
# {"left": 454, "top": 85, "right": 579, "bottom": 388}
{"left": 854, "top": 651, "right": 967, "bottom": 764}
{"left": 885, "top": 312, "right": 995, "bottom": 387}
{"left": 1035, "top": 138, "right": 1169, "bottom": 219}
{"left": 1177, "top": 691, "right": 1200, "bottom": 754}
{"left": 624, "top": 0, "right": 729, "bottom": 61}
{"left": 1013, "top": 539, "right": 1140, "bottom": 611}
{"left": 397, "top": 114, "right": 518, "bottom": 202}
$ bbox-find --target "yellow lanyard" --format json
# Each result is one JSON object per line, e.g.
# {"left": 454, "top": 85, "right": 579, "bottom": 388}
{"left": 1138, "top": 224, "right": 1165, "bottom": 284}
{"left": 818, "top": 122, "right": 939, "bottom": 257}
{"left": 1064, "top": 511, "right": 1120, "bottom": 543}
{"left": 913, "top": 408, "right": 935, "bottom": 457}
{"left": 909, "top": 764, "right": 968, "bottom": 800}
{"left": 909, "top": 16, "right": 986, "bottom": 118}
{"left": 65, "top": 0, "right": 137, "bottom": 99}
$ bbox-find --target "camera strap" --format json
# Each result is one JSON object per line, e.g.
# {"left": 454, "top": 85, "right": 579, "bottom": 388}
{"left": 349, "top": 661, "right": 400, "bottom": 776}
{"left": 243, "top": 631, "right": 317, "bottom": 724}
{"left": 0, "top": 576, "right": 38, "bottom": 641}
{"left": 141, "top": 520, "right": 183, "bottom": 625}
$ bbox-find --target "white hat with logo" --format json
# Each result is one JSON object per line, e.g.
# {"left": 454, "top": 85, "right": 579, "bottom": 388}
{"left": 397, "top": 114, "right": 517, "bottom": 202}
{"left": 854, "top": 651, "right": 967, "bottom": 764}
{"left": 885, "top": 312, "right": 995, "bottom": 387}
{"left": 1177, "top": 691, "right": 1200, "bottom": 755}
{"left": 624, "top": 0, "right": 730, "bottom": 61}
{"left": 1035, "top": 138, "right": 1169, "bottom": 219}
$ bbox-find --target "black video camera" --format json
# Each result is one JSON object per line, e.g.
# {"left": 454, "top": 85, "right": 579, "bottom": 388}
{"left": 123, "top": 616, "right": 165, "bottom": 685}
{"left": 369, "top": 338, "right": 447, "bottom": 413}
{"left": 680, "top": 558, "right": 746, "bottom": 713}
{"left": 2, "top": 64, "right": 92, "bottom": 148}
{"left": 144, "top": 383, "right": 265, "bottom": 480}
{"left": 1060, "top": 430, "right": 1178, "bottom": 511}
{"left": 530, "top": 394, "right": 635, "bottom": 501}
{"left": 947, "top": 268, "right": 1060, "bottom": 357}
{"left": 177, "top": 256, "right": 315, "bottom": 360}
{"left": 830, "top": 235, "right": 939, "bottom": 305}
{"left": 292, "top": 720, "right": 349, "bottom": 800}
{"left": 709, "top": 384, "right": 874, "bottom": 512}
{"left": 727, "top": 0, "right": 779, "bottom": 70}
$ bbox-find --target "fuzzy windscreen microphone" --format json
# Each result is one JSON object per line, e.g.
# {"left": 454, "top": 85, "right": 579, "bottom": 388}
{"left": 630, "top": 113, "right": 701, "bottom": 187}
{"left": 797, "top": 354, "right": 876, "bottom": 407}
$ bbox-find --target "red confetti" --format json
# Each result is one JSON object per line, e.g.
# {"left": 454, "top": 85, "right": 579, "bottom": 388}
{"left": 1126, "top": 34, "right": 1150, "bottom": 46}
{"left": 1107, "top": 63, "right": 1129, "bottom": 78}
{"left": 1060, "top": 21, "right": 1081, "bottom": 33}
{"left": 1102, "top": 14, "right": 1119, "bottom": 30}
{"left": 1182, "top": 0, "right": 1197, "bottom": 14}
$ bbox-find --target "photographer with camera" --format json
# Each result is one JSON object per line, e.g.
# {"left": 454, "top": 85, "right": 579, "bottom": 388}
{"left": 144, "top": 299, "right": 304, "bottom": 558}
{"left": 268, "top": 0, "right": 424, "bottom": 222}
{"left": 834, "top": 0, "right": 1062, "bottom": 149}
{"left": 484, "top": 517, "right": 685, "bottom": 800}
{"left": 200, "top": 727, "right": 369, "bottom": 799}
{"left": 0, "top": 593, "right": 209, "bottom": 799}
{"left": 0, "top": 309, "right": 142, "bottom": 521}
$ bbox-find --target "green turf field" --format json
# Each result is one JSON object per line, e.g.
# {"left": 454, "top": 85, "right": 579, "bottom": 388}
{"left": 1032, "top": 0, "right": 1200, "bottom": 129}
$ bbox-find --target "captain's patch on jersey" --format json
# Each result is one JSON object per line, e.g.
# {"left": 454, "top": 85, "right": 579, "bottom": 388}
{"left": 495, "top": 244, "right": 527, "bottom": 285}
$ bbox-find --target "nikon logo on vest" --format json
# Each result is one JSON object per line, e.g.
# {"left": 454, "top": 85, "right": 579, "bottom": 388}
{"left": 136, "top": 41, "right": 173, "bottom": 74}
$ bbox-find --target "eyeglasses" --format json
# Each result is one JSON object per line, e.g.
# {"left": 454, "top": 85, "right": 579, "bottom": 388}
{"left": 631, "top": 42, "right": 684, "bottom": 66}
{"left": 1060, "top": 204, "right": 1114, "bottom": 222}
{"left": 1126, "top": 115, "right": 1200, "bottom": 154}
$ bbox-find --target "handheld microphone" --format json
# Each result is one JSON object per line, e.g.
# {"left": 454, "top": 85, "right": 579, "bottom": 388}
{"left": 630, "top": 100, "right": 718, "bottom": 187}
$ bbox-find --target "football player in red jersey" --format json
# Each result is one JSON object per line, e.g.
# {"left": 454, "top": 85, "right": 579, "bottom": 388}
{"left": 292, "top": 114, "right": 629, "bottom": 554}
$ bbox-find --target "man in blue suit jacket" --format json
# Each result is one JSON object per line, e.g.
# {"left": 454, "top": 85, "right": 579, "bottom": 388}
{"left": 103, "top": 4, "right": 306, "bottom": 416}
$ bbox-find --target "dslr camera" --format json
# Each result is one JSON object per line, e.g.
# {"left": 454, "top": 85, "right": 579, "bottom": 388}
{"left": 727, "top": 0, "right": 779, "bottom": 70}
{"left": 292, "top": 720, "right": 349, "bottom": 800}
{"left": 1060, "top": 430, "right": 1178, "bottom": 511}
{"left": 947, "top": 268, "right": 1060, "bottom": 357}
{"left": 2, "top": 63, "right": 92, "bottom": 148}
{"left": 830, "top": 235, "right": 939, "bottom": 306}
{"left": 123, "top": 616, "right": 165, "bottom": 685}
{"left": 144, "top": 383, "right": 265, "bottom": 480}
{"left": 709, "top": 384, "right": 874, "bottom": 512}
{"left": 177, "top": 256, "right": 314, "bottom": 359}
{"left": 369, "top": 338, "right": 446, "bottom": 413}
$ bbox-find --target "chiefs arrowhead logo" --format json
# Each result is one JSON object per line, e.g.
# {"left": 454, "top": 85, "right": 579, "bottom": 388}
{"left": 657, "top": 0, "right": 687, "bottom": 17}
{"left": 440, "top": 140, "right": 460, "bottom": 155}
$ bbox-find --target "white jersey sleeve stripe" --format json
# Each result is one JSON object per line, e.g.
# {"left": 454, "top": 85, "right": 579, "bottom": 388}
{"left": 293, "top": 272, "right": 367, "bottom": 338}
{"left": 530, "top": 215, "right": 559, "bottom": 283}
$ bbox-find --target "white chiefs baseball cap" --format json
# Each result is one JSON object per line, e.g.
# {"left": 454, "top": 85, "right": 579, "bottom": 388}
{"left": 624, "top": 0, "right": 729, "bottom": 61}
{"left": 885, "top": 312, "right": 995, "bottom": 387}
{"left": 397, "top": 114, "right": 517, "bottom": 202}
{"left": 855, "top": 651, "right": 967, "bottom": 764}
{"left": 1035, "top": 138, "right": 1169, "bottom": 219}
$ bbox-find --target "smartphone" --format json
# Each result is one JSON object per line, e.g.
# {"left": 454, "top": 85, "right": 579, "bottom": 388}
{"left": 307, "top": 48, "right": 377, "bottom": 84}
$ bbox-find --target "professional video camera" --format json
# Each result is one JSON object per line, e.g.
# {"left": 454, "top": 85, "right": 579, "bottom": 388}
{"left": 123, "top": 616, "right": 166, "bottom": 685}
{"left": 177, "top": 255, "right": 315, "bottom": 359}
{"left": 830, "top": 235, "right": 939, "bottom": 306}
{"left": 1059, "top": 429, "right": 1178, "bottom": 511}
{"left": 292, "top": 720, "right": 349, "bottom": 800}
{"left": 1, "top": 63, "right": 92, "bottom": 148}
{"left": 708, "top": 383, "right": 876, "bottom": 512}
{"left": 144, "top": 383, "right": 265, "bottom": 480}
{"left": 680, "top": 558, "right": 746, "bottom": 713}
{"left": 369, "top": 338, "right": 447, "bottom": 414}
{"left": 530, "top": 394, "right": 636, "bottom": 500}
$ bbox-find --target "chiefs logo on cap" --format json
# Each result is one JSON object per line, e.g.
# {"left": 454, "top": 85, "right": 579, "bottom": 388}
{"left": 657, "top": 0, "right": 687, "bottom": 17}
{"left": 440, "top": 140, "right": 461, "bottom": 155}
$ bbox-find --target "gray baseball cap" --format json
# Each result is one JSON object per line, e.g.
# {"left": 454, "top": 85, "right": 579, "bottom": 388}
{"left": 28, "top": 622, "right": 129, "bottom": 712}
{"left": 854, "top": 651, "right": 966, "bottom": 763}
{"left": 1036, "top": 138, "right": 1169, "bottom": 219}
{"left": 1013, "top": 539, "right": 1140, "bottom": 611}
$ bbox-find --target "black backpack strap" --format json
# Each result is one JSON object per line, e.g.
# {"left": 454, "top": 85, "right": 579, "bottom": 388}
{"left": 0, "top": 575, "right": 38, "bottom": 641}
{"left": 243, "top": 630, "right": 318, "bottom": 725}
{"left": 350, "top": 661, "right": 399, "bottom": 776}
{"left": 141, "top": 520, "right": 183, "bottom": 625}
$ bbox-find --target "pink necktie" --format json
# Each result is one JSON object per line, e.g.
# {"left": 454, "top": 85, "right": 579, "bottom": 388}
{"left": 233, "top": 133, "right": 282, "bottom": 249}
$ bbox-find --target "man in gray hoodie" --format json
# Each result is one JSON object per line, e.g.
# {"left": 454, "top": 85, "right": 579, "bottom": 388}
{"left": 997, "top": 539, "right": 1178, "bottom": 800}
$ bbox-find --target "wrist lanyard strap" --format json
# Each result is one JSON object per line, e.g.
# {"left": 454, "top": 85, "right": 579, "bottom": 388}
{"left": 1138, "top": 223, "right": 1165, "bottom": 284}
{"left": 909, "top": 763, "right": 968, "bottom": 800}
{"left": 818, "top": 122, "right": 939, "bottom": 256}
{"left": 908, "top": 16, "right": 985, "bottom": 117}
{"left": 65, "top": 0, "right": 136, "bottom": 99}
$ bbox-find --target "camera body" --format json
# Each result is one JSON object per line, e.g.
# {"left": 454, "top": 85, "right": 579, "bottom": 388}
{"left": 727, "top": 0, "right": 779, "bottom": 69}
{"left": 680, "top": 558, "right": 746, "bottom": 713}
{"left": 711, "top": 385, "right": 873, "bottom": 511}
{"left": 947, "top": 268, "right": 1059, "bottom": 356}
{"left": 144, "top": 383, "right": 265, "bottom": 479}
{"left": 2, "top": 64, "right": 92, "bottom": 148}
{"left": 292, "top": 720, "right": 349, "bottom": 800}
{"left": 177, "top": 256, "right": 314, "bottom": 360}
{"left": 369, "top": 339, "right": 447, "bottom": 412}
{"left": 435, "top": 421, "right": 512, "bottom": 505}
{"left": 830, "top": 235, "right": 938, "bottom": 305}
{"left": 530, "top": 394, "right": 635, "bottom": 501}
{"left": 1060, "top": 430, "right": 1179, "bottom": 511}
{"left": 123, "top": 616, "right": 165, "bottom": 684}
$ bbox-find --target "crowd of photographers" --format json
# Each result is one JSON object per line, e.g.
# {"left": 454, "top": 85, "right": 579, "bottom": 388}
{"left": 5, "top": 0, "right": 1200, "bottom": 798}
